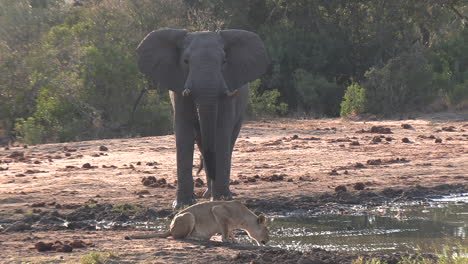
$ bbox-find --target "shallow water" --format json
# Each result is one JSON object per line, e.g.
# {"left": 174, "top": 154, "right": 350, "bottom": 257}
{"left": 81, "top": 194, "right": 468, "bottom": 254}
{"left": 265, "top": 194, "right": 468, "bottom": 253}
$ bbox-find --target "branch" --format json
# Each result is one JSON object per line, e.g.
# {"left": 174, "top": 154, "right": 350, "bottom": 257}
{"left": 448, "top": 3, "right": 466, "bottom": 26}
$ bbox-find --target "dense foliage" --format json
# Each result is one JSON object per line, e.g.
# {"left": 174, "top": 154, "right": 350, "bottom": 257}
{"left": 0, "top": 0, "right": 466, "bottom": 143}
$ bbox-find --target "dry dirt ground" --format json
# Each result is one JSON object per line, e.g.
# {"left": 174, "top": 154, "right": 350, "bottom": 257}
{"left": 0, "top": 115, "right": 467, "bottom": 263}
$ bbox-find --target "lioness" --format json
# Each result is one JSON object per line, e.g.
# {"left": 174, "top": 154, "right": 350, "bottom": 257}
{"left": 126, "top": 201, "right": 269, "bottom": 245}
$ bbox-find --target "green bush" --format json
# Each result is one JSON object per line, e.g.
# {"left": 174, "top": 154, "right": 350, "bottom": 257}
{"left": 248, "top": 79, "right": 288, "bottom": 118}
{"left": 340, "top": 83, "right": 366, "bottom": 117}
{"left": 429, "top": 27, "right": 468, "bottom": 106}
{"left": 293, "top": 69, "right": 342, "bottom": 116}
{"left": 363, "top": 50, "right": 436, "bottom": 115}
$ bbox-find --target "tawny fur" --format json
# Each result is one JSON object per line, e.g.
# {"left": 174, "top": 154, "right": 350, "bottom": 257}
{"left": 125, "top": 201, "right": 269, "bottom": 245}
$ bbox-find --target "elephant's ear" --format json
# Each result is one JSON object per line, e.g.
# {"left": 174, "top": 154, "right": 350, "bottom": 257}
{"left": 220, "top": 30, "right": 270, "bottom": 91}
{"left": 136, "top": 29, "right": 188, "bottom": 93}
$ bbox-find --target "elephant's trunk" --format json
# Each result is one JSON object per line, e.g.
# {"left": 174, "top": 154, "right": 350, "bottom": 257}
{"left": 195, "top": 96, "right": 218, "bottom": 181}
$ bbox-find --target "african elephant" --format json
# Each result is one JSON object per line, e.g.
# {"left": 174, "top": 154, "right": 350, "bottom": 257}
{"left": 136, "top": 29, "right": 269, "bottom": 209}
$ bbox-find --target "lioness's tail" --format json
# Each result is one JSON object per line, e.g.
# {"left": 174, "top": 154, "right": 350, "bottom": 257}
{"left": 124, "top": 231, "right": 171, "bottom": 240}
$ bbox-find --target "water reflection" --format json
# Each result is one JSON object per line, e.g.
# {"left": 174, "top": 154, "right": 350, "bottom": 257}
{"left": 267, "top": 197, "right": 468, "bottom": 253}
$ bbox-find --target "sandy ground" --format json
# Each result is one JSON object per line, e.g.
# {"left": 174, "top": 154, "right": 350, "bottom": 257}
{"left": 0, "top": 115, "right": 467, "bottom": 263}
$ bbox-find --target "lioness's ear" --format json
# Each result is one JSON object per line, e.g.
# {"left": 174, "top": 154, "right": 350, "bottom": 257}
{"left": 257, "top": 214, "right": 267, "bottom": 224}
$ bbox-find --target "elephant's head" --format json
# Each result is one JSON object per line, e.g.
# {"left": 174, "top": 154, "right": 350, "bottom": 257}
{"left": 136, "top": 29, "right": 269, "bottom": 178}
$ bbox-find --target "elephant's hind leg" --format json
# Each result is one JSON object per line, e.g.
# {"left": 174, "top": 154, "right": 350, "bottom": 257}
{"left": 170, "top": 212, "right": 195, "bottom": 239}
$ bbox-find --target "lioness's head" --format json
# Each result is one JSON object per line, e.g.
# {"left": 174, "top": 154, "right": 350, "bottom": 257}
{"left": 247, "top": 214, "right": 269, "bottom": 246}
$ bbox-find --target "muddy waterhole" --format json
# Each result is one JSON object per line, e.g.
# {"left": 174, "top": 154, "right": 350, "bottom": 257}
{"left": 91, "top": 194, "right": 467, "bottom": 254}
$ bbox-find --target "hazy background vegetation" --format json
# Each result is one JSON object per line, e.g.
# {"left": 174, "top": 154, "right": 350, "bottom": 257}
{"left": 0, "top": 0, "right": 466, "bottom": 144}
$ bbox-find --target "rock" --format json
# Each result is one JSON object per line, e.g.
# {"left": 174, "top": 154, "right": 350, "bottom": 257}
{"left": 35, "top": 242, "right": 53, "bottom": 252}
{"left": 401, "top": 124, "right": 413, "bottom": 129}
{"left": 31, "top": 202, "right": 46, "bottom": 207}
{"left": 367, "top": 159, "right": 382, "bottom": 165}
{"left": 401, "top": 138, "right": 410, "bottom": 143}
{"left": 82, "top": 163, "right": 92, "bottom": 169}
{"left": 353, "top": 182, "right": 365, "bottom": 190}
{"left": 55, "top": 244, "right": 73, "bottom": 252}
{"left": 435, "top": 138, "right": 442, "bottom": 143}
{"left": 99, "top": 145, "right": 109, "bottom": 151}
{"left": 334, "top": 185, "right": 347, "bottom": 192}
{"left": 69, "top": 239, "right": 87, "bottom": 248}
{"left": 354, "top": 163, "right": 365, "bottom": 168}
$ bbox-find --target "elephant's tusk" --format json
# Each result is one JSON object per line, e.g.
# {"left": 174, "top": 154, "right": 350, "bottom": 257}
{"left": 182, "top": 88, "right": 191, "bottom": 96}
{"left": 225, "top": 89, "right": 238, "bottom": 96}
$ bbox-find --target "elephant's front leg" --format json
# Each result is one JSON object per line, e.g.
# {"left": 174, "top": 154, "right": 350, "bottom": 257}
{"left": 211, "top": 97, "right": 235, "bottom": 200}
{"left": 172, "top": 93, "right": 197, "bottom": 209}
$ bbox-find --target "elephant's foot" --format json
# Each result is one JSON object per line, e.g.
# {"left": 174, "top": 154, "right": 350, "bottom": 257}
{"left": 211, "top": 192, "right": 232, "bottom": 201}
{"left": 202, "top": 188, "right": 211, "bottom": 199}
{"left": 172, "top": 197, "right": 196, "bottom": 210}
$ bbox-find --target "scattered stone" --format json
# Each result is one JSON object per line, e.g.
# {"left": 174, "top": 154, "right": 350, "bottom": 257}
{"left": 328, "top": 170, "right": 339, "bottom": 176}
{"left": 371, "top": 136, "right": 382, "bottom": 143}
{"left": 401, "top": 124, "right": 413, "bottom": 129}
{"left": 334, "top": 185, "right": 347, "bottom": 192}
{"left": 25, "top": 169, "right": 47, "bottom": 174}
{"left": 291, "top": 135, "right": 299, "bottom": 140}
{"left": 35, "top": 242, "right": 53, "bottom": 252}
{"left": 82, "top": 163, "right": 93, "bottom": 169}
{"left": 441, "top": 126, "right": 456, "bottom": 132}
{"left": 55, "top": 243, "right": 73, "bottom": 252}
{"left": 31, "top": 202, "right": 46, "bottom": 207}
{"left": 0, "top": 166, "right": 8, "bottom": 171}
{"left": 367, "top": 159, "right": 382, "bottom": 165}
{"left": 356, "top": 126, "right": 392, "bottom": 134}
{"left": 262, "top": 174, "right": 286, "bottom": 181}
{"left": 245, "top": 177, "right": 257, "bottom": 183}
{"left": 350, "top": 141, "right": 360, "bottom": 146}
{"left": 230, "top": 180, "right": 240, "bottom": 185}
{"left": 353, "top": 182, "right": 366, "bottom": 190}
{"left": 354, "top": 163, "right": 365, "bottom": 168}
{"left": 401, "top": 138, "right": 410, "bottom": 143}
{"left": 69, "top": 240, "right": 88, "bottom": 248}
{"left": 141, "top": 176, "right": 172, "bottom": 188}
{"left": 435, "top": 138, "right": 442, "bottom": 143}
{"left": 99, "top": 145, "right": 109, "bottom": 151}
{"left": 15, "top": 174, "right": 26, "bottom": 177}
{"left": 136, "top": 161, "right": 142, "bottom": 165}
{"left": 33, "top": 160, "right": 41, "bottom": 164}
{"left": 287, "top": 179, "right": 294, "bottom": 182}
{"left": 385, "top": 137, "right": 393, "bottom": 141}
{"left": 63, "top": 146, "right": 77, "bottom": 152}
